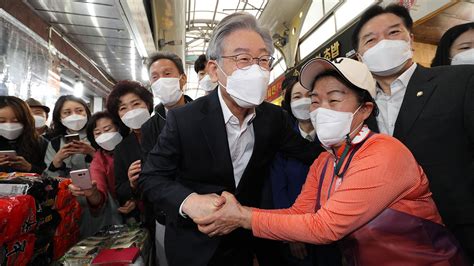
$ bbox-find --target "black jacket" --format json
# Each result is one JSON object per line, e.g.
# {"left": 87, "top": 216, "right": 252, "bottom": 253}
{"left": 140, "top": 95, "right": 193, "bottom": 163}
{"left": 0, "top": 135, "right": 48, "bottom": 174}
{"left": 367, "top": 64, "right": 474, "bottom": 259}
{"left": 140, "top": 89, "right": 322, "bottom": 266}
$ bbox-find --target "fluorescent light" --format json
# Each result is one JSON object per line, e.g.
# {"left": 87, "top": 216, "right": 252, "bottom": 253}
{"left": 141, "top": 65, "right": 149, "bottom": 81}
{"left": 74, "top": 80, "right": 84, "bottom": 97}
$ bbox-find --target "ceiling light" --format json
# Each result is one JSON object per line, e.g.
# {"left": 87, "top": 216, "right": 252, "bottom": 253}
{"left": 74, "top": 79, "right": 84, "bottom": 97}
{"left": 141, "top": 65, "right": 149, "bottom": 81}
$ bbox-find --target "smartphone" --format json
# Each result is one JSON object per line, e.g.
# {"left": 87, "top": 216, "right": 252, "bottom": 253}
{"left": 65, "top": 133, "right": 80, "bottom": 144}
{"left": 70, "top": 169, "right": 92, "bottom": 190}
{"left": 0, "top": 150, "right": 17, "bottom": 157}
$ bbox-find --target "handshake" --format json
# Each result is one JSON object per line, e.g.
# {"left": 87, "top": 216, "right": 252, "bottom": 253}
{"left": 181, "top": 191, "right": 253, "bottom": 237}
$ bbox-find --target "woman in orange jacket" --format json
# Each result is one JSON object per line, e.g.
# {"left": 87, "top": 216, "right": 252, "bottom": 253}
{"left": 195, "top": 57, "right": 469, "bottom": 266}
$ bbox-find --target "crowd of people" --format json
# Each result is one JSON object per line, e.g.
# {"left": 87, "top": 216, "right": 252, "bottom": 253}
{"left": 0, "top": 3, "right": 473, "bottom": 266}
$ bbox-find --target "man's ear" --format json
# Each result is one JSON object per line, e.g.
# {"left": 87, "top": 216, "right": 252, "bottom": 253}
{"left": 207, "top": 60, "right": 219, "bottom": 83}
{"left": 179, "top": 74, "right": 187, "bottom": 90}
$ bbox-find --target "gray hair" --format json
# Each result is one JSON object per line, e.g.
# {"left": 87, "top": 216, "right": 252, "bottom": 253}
{"left": 206, "top": 12, "right": 275, "bottom": 60}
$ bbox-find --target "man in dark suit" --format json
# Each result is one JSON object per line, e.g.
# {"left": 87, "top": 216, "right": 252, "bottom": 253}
{"left": 352, "top": 4, "right": 474, "bottom": 262}
{"left": 140, "top": 13, "right": 321, "bottom": 266}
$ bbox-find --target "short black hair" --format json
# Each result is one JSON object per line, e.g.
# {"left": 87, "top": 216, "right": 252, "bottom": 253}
{"left": 51, "top": 95, "right": 92, "bottom": 138}
{"left": 86, "top": 111, "right": 129, "bottom": 150}
{"left": 106, "top": 80, "right": 154, "bottom": 129}
{"left": 312, "top": 70, "right": 379, "bottom": 117}
{"left": 194, "top": 54, "right": 208, "bottom": 74}
{"left": 281, "top": 75, "right": 300, "bottom": 118}
{"left": 351, "top": 4, "right": 413, "bottom": 51}
{"left": 147, "top": 51, "right": 185, "bottom": 74}
{"left": 431, "top": 22, "right": 474, "bottom": 67}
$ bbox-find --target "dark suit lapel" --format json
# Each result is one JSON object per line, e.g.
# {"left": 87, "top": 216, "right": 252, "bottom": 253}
{"left": 199, "top": 90, "right": 235, "bottom": 188}
{"left": 393, "top": 66, "right": 437, "bottom": 140}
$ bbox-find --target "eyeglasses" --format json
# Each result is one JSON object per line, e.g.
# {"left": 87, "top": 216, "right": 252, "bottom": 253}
{"left": 220, "top": 53, "right": 275, "bottom": 70}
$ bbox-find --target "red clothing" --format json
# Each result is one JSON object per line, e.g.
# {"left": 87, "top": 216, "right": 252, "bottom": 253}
{"left": 89, "top": 150, "right": 116, "bottom": 208}
{"left": 252, "top": 130, "right": 442, "bottom": 243}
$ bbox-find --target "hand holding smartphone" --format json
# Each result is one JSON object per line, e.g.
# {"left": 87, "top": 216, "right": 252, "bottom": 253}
{"left": 70, "top": 169, "right": 92, "bottom": 190}
{"left": 0, "top": 150, "right": 17, "bottom": 158}
{"left": 65, "top": 133, "right": 80, "bottom": 144}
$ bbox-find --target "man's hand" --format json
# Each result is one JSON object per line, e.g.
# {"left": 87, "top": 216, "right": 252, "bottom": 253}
{"left": 193, "top": 191, "right": 252, "bottom": 237}
{"left": 118, "top": 200, "right": 137, "bottom": 214}
{"left": 182, "top": 193, "right": 226, "bottom": 220}
{"left": 128, "top": 160, "right": 141, "bottom": 189}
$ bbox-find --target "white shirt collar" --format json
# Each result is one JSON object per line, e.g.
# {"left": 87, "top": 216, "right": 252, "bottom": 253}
{"left": 376, "top": 62, "right": 418, "bottom": 95}
{"left": 218, "top": 88, "right": 256, "bottom": 126}
{"left": 298, "top": 124, "right": 316, "bottom": 141}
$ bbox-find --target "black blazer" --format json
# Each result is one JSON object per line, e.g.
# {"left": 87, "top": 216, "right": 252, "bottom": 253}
{"left": 140, "top": 95, "right": 193, "bottom": 163}
{"left": 367, "top": 64, "right": 474, "bottom": 256}
{"left": 140, "top": 89, "right": 321, "bottom": 265}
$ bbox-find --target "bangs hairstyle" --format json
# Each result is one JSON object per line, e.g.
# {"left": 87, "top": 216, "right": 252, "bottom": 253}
{"left": 311, "top": 70, "right": 379, "bottom": 117}
{"left": 106, "top": 80, "right": 153, "bottom": 128}
{"left": 86, "top": 111, "right": 129, "bottom": 150}
{"left": 0, "top": 96, "right": 41, "bottom": 162}
{"left": 431, "top": 22, "right": 474, "bottom": 67}
{"left": 51, "top": 95, "right": 91, "bottom": 138}
{"left": 351, "top": 4, "right": 413, "bottom": 51}
{"left": 282, "top": 75, "right": 300, "bottom": 118}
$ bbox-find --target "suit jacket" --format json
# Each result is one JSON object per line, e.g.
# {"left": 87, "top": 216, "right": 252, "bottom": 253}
{"left": 140, "top": 89, "right": 321, "bottom": 266}
{"left": 367, "top": 64, "right": 474, "bottom": 256}
{"left": 140, "top": 95, "right": 193, "bottom": 163}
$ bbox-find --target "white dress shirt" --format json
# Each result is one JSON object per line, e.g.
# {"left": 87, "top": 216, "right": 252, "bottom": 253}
{"left": 218, "top": 88, "right": 256, "bottom": 187}
{"left": 179, "top": 89, "right": 256, "bottom": 217}
{"left": 375, "top": 63, "right": 417, "bottom": 136}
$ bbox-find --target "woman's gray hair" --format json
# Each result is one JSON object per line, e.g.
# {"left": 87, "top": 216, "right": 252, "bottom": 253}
{"left": 206, "top": 12, "right": 274, "bottom": 60}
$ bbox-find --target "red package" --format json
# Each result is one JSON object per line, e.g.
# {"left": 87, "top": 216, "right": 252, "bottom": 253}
{"left": 91, "top": 247, "right": 140, "bottom": 266}
{"left": 54, "top": 179, "right": 75, "bottom": 210}
{"left": 55, "top": 199, "right": 81, "bottom": 236}
{"left": 52, "top": 227, "right": 80, "bottom": 260}
{"left": 0, "top": 195, "right": 36, "bottom": 244}
{"left": 0, "top": 233, "right": 36, "bottom": 266}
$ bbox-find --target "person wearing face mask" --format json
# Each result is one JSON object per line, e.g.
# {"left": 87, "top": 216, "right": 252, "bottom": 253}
{"left": 192, "top": 57, "right": 470, "bottom": 266}
{"left": 0, "top": 96, "right": 48, "bottom": 174}
{"left": 44, "top": 95, "right": 95, "bottom": 178}
{"left": 139, "top": 13, "right": 320, "bottom": 266}
{"left": 266, "top": 75, "right": 341, "bottom": 266}
{"left": 195, "top": 54, "right": 218, "bottom": 94}
{"left": 140, "top": 52, "right": 193, "bottom": 266}
{"left": 432, "top": 22, "right": 474, "bottom": 66}
{"left": 25, "top": 98, "right": 53, "bottom": 140}
{"left": 69, "top": 111, "right": 127, "bottom": 229}
{"left": 352, "top": 5, "right": 474, "bottom": 261}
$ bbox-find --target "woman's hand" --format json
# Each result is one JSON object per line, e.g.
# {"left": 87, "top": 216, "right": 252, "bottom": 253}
{"left": 117, "top": 200, "right": 137, "bottom": 214}
{"left": 69, "top": 140, "right": 96, "bottom": 157}
{"left": 128, "top": 160, "right": 141, "bottom": 189}
{"left": 52, "top": 143, "right": 75, "bottom": 168}
{"left": 68, "top": 180, "right": 102, "bottom": 206}
{"left": 9, "top": 156, "right": 32, "bottom": 172}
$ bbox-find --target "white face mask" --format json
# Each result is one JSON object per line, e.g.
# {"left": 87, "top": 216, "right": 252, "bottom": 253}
{"left": 33, "top": 115, "right": 46, "bottom": 128}
{"left": 290, "top": 98, "right": 311, "bottom": 121}
{"left": 218, "top": 64, "right": 270, "bottom": 108}
{"left": 61, "top": 114, "right": 88, "bottom": 131}
{"left": 0, "top": 123, "right": 24, "bottom": 140}
{"left": 310, "top": 106, "right": 362, "bottom": 147}
{"left": 121, "top": 108, "right": 150, "bottom": 129}
{"left": 151, "top": 77, "right": 183, "bottom": 106}
{"left": 199, "top": 75, "right": 218, "bottom": 92}
{"left": 95, "top": 132, "right": 123, "bottom": 151}
{"left": 362, "top": 39, "right": 413, "bottom": 76}
{"left": 451, "top": 48, "right": 474, "bottom": 65}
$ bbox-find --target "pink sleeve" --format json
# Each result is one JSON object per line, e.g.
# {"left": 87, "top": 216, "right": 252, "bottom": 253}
{"left": 252, "top": 138, "right": 418, "bottom": 244}
{"left": 89, "top": 152, "right": 107, "bottom": 209}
